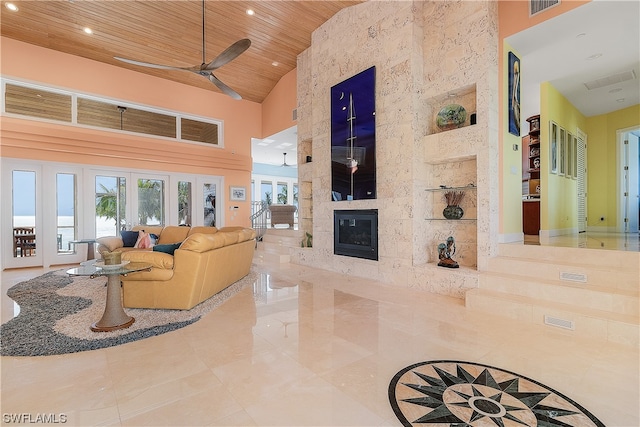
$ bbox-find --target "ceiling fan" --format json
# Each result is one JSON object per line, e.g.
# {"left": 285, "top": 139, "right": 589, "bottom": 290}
{"left": 114, "top": 0, "right": 250, "bottom": 100}
{"left": 281, "top": 152, "right": 292, "bottom": 167}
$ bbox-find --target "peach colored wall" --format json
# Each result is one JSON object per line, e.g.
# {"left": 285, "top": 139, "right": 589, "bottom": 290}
{"left": 1, "top": 37, "right": 262, "bottom": 226}
{"left": 261, "top": 68, "right": 297, "bottom": 138}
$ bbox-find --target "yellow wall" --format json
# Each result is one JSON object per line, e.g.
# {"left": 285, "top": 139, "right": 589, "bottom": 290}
{"left": 585, "top": 105, "right": 640, "bottom": 228}
{"left": 501, "top": 42, "right": 523, "bottom": 236}
{"left": 540, "top": 82, "right": 586, "bottom": 231}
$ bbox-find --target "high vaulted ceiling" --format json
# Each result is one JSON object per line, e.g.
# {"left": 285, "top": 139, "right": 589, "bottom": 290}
{"left": 1, "top": 0, "right": 364, "bottom": 104}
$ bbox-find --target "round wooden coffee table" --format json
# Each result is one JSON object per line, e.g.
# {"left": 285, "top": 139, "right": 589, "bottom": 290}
{"left": 67, "top": 261, "right": 151, "bottom": 332}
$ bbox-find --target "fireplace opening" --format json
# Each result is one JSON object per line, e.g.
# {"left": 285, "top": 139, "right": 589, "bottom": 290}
{"left": 334, "top": 209, "right": 378, "bottom": 261}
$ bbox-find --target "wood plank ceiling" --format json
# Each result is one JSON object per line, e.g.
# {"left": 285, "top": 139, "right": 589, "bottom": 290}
{"left": 1, "top": 0, "right": 365, "bottom": 103}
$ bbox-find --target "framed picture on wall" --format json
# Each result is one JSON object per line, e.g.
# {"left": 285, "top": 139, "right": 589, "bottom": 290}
{"left": 550, "top": 121, "right": 558, "bottom": 174}
{"left": 567, "top": 131, "right": 573, "bottom": 178}
{"left": 572, "top": 135, "right": 578, "bottom": 179}
{"left": 559, "top": 127, "right": 566, "bottom": 176}
{"left": 508, "top": 52, "right": 521, "bottom": 136}
{"left": 229, "top": 186, "right": 246, "bottom": 201}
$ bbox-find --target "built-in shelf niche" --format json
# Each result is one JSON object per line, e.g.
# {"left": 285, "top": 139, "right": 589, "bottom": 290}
{"left": 425, "top": 83, "right": 477, "bottom": 136}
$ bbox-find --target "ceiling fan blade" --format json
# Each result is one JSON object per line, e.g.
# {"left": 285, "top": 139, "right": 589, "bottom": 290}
{"left": 205, "top": 39, "right": 251, "bottom": 70}
{"left": 114, "top": 56, "right": 189, "bottom": 71}
{"left": 209, "top": 74, "right": 242, "bottom": 100}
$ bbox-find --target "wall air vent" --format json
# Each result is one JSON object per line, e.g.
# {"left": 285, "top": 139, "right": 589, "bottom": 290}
{"left": 544, "top": 315, "right": 575, "bottom": 330}
{"left": 559, "top": 271, "right": 587, "bottom": 283}
{"left": 530, "top": 0, "right": 560, "bottom": 16}
{"left": 292, "top": 108, "right": 297, "bottom": 121}
{"left": 584, "top": 70, "right": 636, "bottom": 91}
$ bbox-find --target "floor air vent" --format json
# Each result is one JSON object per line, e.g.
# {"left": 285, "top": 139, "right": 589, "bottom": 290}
{"left": 544, "top": 315, "right": 575, "bottom": 330}
{"left": 559, "top": 272, "right": 587, "bottom": 283}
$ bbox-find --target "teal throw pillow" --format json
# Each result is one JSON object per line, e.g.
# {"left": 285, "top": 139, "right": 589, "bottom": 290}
{"left": 152, "top": 242, "right": 182, "bottom": 255}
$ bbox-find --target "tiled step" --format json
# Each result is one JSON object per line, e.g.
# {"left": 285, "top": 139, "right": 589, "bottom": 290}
{"left": 486, "top": 256, "right": 638, "bottom": 294}
{"left": 478, "top": 271, "right": 638, "bottom": 316}
{"left": 497, "top": 243, "right": 640, "bottom": 272}
{"left": 254, "top": 229, "right": 304, "bottom": 264}
{"left": 466, "top": 243, "right": 640, "bottom": 347}
{"left": 465, "top": 288, "right": 639, "bottom": 347}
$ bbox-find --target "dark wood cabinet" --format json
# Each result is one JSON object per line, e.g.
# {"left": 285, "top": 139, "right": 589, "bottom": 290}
{"left": 523, "top": 200, "right": 540, "bottom": 235}
{"left": 522, "top": 115, "right": 540, "bottom": 235}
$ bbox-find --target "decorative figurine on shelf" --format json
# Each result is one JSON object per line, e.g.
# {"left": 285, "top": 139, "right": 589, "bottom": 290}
{"left": 437, "top": 236, "right": 459, "bottom": 268}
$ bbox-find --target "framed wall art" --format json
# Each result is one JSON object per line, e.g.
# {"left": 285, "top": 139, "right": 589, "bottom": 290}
{"left": 229, "top": 186, "right": 246, "bottom": 201}
{"left": 550, "top": 121, "right": 558, "bottom": 174}
{"left": 559, "top": 127, "right": 566, "bottom": 176}
{"left": 330, "top": 66, "right": 377, "bottom": 201}
{"left": 508, "top": 52, "right": 521, "bottom": 136}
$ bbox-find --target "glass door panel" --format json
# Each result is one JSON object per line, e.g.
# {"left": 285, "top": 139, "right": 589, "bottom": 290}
{"left": 12, "top": 170, "right": 37, "bottom": 258}
{"left": 135, "top": 177, "right": 165, "bottom": 226}
{"left": 178, "top": 181, "right": 192, "bottom": 226}
{"left": 95, "top": 175, "right": 127, "bottom": 238}
{"left": 203, "top": 182, "right": 216, "bottom": 226}
{"left": 56, "top": 173, "right": 77, "bottom": 253}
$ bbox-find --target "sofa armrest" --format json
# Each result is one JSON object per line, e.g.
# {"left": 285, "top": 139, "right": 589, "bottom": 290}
{"left": 96, "top": 236, "right": 124, "bottom": 254}
{"left": 121, "top": 250, "right": 174, "bottom": 269}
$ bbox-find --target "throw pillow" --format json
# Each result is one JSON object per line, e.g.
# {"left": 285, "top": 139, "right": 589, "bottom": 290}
{"left": 135, "top": 230, "right": 152, "bottom": 249}
{"left": 152, "top": 242, "right": 182, "bottom": 255}
{"left": 121, "top": 230, "right": 139, "bottom": 247}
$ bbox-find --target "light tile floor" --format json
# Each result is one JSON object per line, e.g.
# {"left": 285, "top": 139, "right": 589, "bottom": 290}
{"left": 1, "top": 253, "right": 639, "bottom": 426}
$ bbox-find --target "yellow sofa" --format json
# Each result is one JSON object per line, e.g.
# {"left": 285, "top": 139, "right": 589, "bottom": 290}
{"left": 101, "top": 227, "right": 256, "bottom": 310}
{"left": 96, "top": 225, "right": 218, "bottom": 255}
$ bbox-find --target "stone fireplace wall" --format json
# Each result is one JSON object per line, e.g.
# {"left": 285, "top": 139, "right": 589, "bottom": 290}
{"left": 293, "top": 1, "right": 499, "bottom": 298}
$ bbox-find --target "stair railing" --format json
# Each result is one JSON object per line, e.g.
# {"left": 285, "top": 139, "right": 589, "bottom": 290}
{"left": 250, "top": 201, "right": 269, "bottom": 242}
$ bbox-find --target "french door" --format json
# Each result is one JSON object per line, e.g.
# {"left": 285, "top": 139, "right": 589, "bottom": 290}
{"left": 88, "top": 170, "right": 169, "bottom": 238}
{"left": 3, "top": 161, "right": 85, "bottom": 269}
{"left": 3, "top": 159, "right": 224, "bottom": 269}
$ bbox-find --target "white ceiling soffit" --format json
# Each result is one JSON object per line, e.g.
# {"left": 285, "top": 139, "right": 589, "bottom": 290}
{"left": 508, "top": 0, "right": 640, "bottom": 119}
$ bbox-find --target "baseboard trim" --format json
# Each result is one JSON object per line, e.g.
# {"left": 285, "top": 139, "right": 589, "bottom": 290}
{"left": 498, "top": 232, "right": 523, "bottom": 244}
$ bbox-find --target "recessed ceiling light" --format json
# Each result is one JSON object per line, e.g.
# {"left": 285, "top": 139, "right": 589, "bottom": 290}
{"left": 5, "top": 3, "right": 18, "bottom": 11}
{"left": 586, "top": 53, "right": 602, "bottom": 61}
{"left": 83, "top": 27, "right": 93, "bottom": 34}
{"left": 272, "top": 61, "right": 279, "bottom": 67}
{"left": 246, "top": 9, "right": 254, "bottom": 16}
{"left": 576, "top": 33, "right": 586, "bottom": 38}
{"left": 616, "top": 98, "right": 625, "bottom": 103}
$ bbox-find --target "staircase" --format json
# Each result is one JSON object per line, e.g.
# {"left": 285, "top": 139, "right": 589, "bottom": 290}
{"left": 254, "top": 228, "right": 303, "bottom": 264}
{"left": 466, "top": 243, "right": 639, "bottom": 346}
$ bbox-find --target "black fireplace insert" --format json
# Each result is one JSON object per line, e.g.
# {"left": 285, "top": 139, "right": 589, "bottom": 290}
{"left": 333, "top": 209, "right": 378, "bottom": 261}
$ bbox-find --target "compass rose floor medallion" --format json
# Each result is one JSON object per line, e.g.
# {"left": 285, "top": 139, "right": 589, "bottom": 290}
{"left": 389, "top": 360, "right": 605, "bottom": 427}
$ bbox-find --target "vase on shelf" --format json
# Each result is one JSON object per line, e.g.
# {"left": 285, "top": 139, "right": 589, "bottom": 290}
{"left": 442, "top": 190, "right": 465, "bottom": 219}
{"left": 443, "top": 205, "right": 464, "bottom": 220}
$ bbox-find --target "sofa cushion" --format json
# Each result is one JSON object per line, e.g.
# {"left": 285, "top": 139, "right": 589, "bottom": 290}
{"left": 153, "top": 243, "right": 182, "bottom": 255}
{"left": 157, "top": 226, "right": 190, "bottom": 245}
{"left": 96, "top": 236, "right": 124, "bottom": 252}
{"left": 188, "top": 226, "right": 218, "bottom": 236}
{"left": 180, "top": 233, "right": 227, "bottom": 253}
{"left": 132, "top": 225, "right": 164, "bottom": 237}
{"left": 121, "top": 250, "right": 174, "bottom": 269}
{"left": 121, "top": 230, "right": 139, "bottom": 247}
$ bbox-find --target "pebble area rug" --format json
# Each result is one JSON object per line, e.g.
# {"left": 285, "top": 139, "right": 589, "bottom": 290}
{"left": 389, "top": 360, "right": 605, "bottom": 427}
{"left": 1, "top": 269, "right": 256, "bottom": 357}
